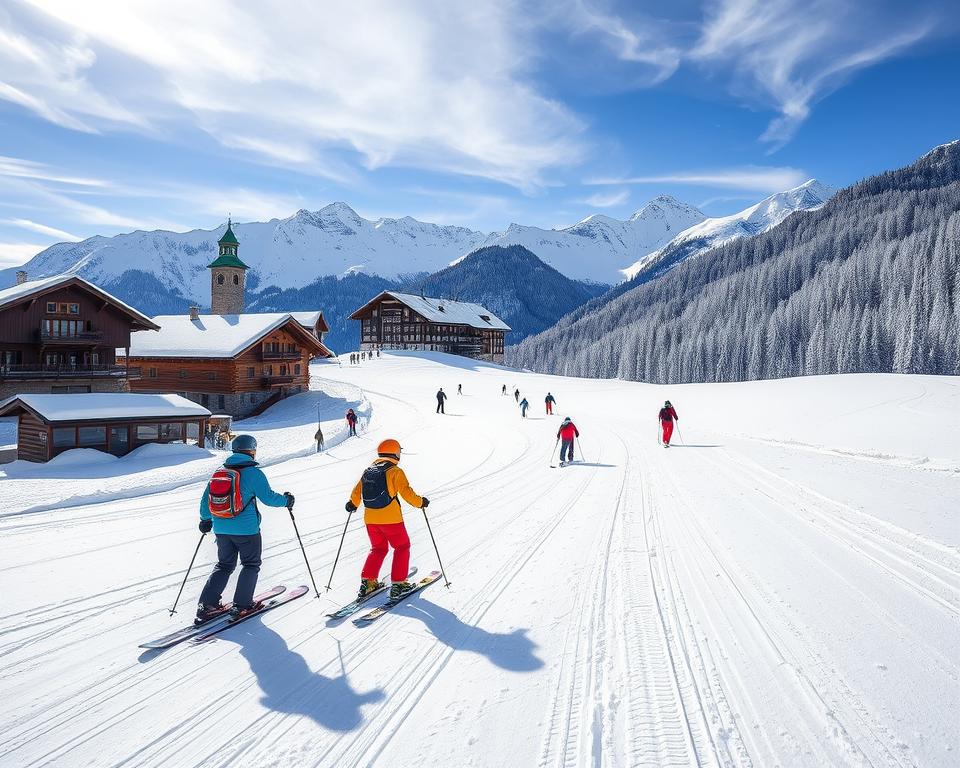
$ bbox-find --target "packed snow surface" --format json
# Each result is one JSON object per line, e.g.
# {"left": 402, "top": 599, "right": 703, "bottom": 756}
{"left": 0, "top": 352, "right": 957, "bottom": 767}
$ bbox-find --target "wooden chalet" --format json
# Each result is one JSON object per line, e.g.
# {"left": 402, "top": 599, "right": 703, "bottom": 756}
{"left": 0, "top": 393, "right": 211, "bottom": 462}
{"left": 350, "top": 291, "right": 510, "bottom": 363}
{"left": 0, "top": 273, "right": 160, "bottom": 400}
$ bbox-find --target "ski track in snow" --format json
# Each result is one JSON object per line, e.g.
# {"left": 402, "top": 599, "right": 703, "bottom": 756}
{"left": 0, "top": 353, "right": 957, "bottom": 768}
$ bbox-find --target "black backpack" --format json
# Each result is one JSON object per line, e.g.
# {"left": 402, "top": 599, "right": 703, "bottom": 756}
{"left": 361, "top": 461, "right": 398, "bottom": 509}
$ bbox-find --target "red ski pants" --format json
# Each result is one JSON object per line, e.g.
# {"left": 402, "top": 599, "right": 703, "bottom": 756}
{"left": 362, "top": 522, "right": 410, "bottom": 582}
{"left": 546, "top": 402, "right": 553, "bottom": 414}
{"left": 661, "top": 420, "right": 674, "bottom": 445}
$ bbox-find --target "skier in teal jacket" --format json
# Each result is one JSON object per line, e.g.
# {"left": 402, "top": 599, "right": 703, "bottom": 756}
{"left": 196, "top": 435, "right": 293, "bottom": 621}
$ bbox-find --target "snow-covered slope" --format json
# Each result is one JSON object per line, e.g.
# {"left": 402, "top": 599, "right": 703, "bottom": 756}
{"left": 478, "top": 195, "right": 706, "bottom": 284}
{"left": 623, "top": 179, "right": 835, "bottom": 279}
{"left": 0, "top": 352, "right": 957, "bottom": 767}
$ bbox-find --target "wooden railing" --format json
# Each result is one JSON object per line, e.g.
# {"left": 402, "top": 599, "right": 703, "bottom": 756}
{"left": 0, "top": 364, "right": 140, "bottom": 379}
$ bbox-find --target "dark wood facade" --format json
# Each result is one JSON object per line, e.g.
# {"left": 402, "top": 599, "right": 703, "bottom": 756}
{"left": 351, "top": 294, "right": 507, "bottom": 362}
{"left": 122, "top": 321, "right": 327, "bottom": 417}
{"left": 0, "top": 277, "right": 158, "bottom": 399}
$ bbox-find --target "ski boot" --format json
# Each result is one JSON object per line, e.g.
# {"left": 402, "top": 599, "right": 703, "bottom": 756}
{"left": 358, "top": 578, "right": 383, "bottom": 599}
{"left": 390, "top": 580, "right": 415, "bottom": 599}
{"left": 229, "top": 601, "right": 264, "bottom": 619}
{"left": 194, "top": 603, "right": 225, "bottom": 626}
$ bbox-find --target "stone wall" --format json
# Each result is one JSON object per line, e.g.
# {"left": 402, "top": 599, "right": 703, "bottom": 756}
{"left": 0, "top": 376, "right": 129, "bottom": 401}
{"left": 210, "top": 267, "right": 246, "bottom": 314}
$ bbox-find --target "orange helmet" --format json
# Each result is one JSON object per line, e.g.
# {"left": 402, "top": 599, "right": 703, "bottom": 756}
{"left": 377, "top": 438, "right": 402, "bottom": 459}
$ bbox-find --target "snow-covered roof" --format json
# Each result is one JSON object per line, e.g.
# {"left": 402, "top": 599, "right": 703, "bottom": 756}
{"left": 289, "top": 311, "right": 324, "bottom": 329}
{"left": 0, "top": 393, "right": 210, "bottom": 422}
{"left": 127, "top": 313, "right": 326, "bottom": 358}
{"left": 0, "top": 274, "right": 158, "bottom": 329}
{"left": 354, "top": 291, "right": 510, "bottom": 331}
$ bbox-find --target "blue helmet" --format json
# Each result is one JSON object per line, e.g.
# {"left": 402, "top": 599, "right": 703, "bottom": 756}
{"left": 232, "top": 434, "right": 257, "bottom": 452}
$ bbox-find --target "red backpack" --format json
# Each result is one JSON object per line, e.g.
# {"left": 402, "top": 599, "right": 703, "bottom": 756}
{"left": 207, "top": 467, "right": 252, "bottom": 518}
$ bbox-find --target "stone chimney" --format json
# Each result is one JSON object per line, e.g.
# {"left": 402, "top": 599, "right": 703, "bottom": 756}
{"left": 15, "top": 270, "right": 27, "bottom": 285}
{"left": 189, "top": 305, "right": 200, "bottom": 321}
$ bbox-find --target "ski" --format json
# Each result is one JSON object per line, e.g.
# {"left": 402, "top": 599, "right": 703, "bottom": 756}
{"left": 192, "top": 585, "right": 310, "bottom": 642}
{"left": 139, "top": 585, "right": 286, "bottom": 649}
{"left": 353, "top": 570, "right": 442, "bottom": 624}
{"left": 325, "top": 567, "right": 418, "bottom": 619}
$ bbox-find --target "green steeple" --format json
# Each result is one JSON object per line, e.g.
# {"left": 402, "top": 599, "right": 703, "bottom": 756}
{"left": 208, "top": 217, "right": 249, "bottom": 269}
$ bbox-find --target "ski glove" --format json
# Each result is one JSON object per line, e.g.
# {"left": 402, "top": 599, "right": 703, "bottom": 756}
{"left": 346, "top": 501, "right": 358, "bottom": 513}
{"left": 284, "top": 492, "right": 295, "bottom": 511}
{"left": 199, "top": 519, "right": 213, "bottom": 534}
{"left": 421, "top": 497, "right": 430, "bottom": 509}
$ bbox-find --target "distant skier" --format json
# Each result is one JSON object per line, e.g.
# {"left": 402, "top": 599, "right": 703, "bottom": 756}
{"left": 314, "top": 427, "right": 324, "bottom": 453}
{"left": 545, "top": 392, "right": 556, "bottom": 415}
{"left": 659, "top": 400, "right": 679, "bottom": 447}
{"left": 502, "top": 384, "right": 507, "bottom": 396}
{"left": 457, "top": 383, "right": 462, "bottom": 395}
{"left": 436, "top": 388, "right": 447, "bottom": 414}
{"left": 345, "top": 439, "right": 429, "bottom": 599}
{"left": 519, "top": 397, "right": 529, "bottom": 418}
{"left": 195, "top": 435, "right": 294, "bottom": 623}
{"left": 376, "top": 348, "right": 381, "bottom": 358}
{"left": 514, "top": 388, "right": 520, "bottom": 403}
{"left": 557, "top": 417, "right": 579, "bottom": 465}
{"left": 346, "top": 408, "right": 358, "bottom": 436}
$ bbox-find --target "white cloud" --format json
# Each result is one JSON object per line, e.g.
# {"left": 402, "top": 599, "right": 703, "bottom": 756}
{"left": 0, "top": 155, "right": 108, "bottom": 187}
{"left": 580, "top": 189, "right": 630, "bottom": 208}
{"left": 587, "top": 165, "right": 809, "bottom": 193}
{"left": 0, "top": 242, "right": 46, "bottom": 268}
{"left": 7, "top": 1, "right": 585, "bottom": 189}
{"left": 4, "top": 218, "right": 80, "bottom": 240}
{"left": 692, "top": 0, "right": 934, "bottom": 148}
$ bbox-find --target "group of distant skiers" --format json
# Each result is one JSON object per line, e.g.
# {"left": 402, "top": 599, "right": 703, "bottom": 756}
{"left": 191, "top": 364, "right": 683, "bottom": 624}
{"left": 348, "top": 349, "right": 381, "bottom": 365}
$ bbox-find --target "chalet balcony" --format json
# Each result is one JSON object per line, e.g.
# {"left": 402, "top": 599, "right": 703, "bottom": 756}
{"left": 260, "top": 349, "right": 301, "bottom": 361}
{"left": 37, "top": 329, "right": 105, "bottom": 345}
{"left": 262, "top": 373, "right": 295, "bottom": 386}
{"left": 0, "top": 364, "right": 140, "bottom": 380}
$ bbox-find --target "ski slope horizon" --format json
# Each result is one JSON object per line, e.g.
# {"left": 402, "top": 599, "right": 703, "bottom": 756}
{"left": 1, "top": 352, "right": 958, "bottom": 767}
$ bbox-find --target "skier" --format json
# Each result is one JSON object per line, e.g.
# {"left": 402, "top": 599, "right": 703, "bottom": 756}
{"left": 376, "top": 348, "right": 381, "bottom": 358}
{"left": 457, "top": 383, "right": 462, "bottom": 395}
{"left": 545, "top": 392, "right": 556, "bottom": 415}
{"left": 514, "top": 388, "right": 520, "bottom": 403}
{"left": 314, "top": 426, "right": 324, "bottom": 453}
{"left": 346, "top": 408, "right": 358, "bottom": 436}
{"left": 345, "top": 439, "right": 429, "bottom": 599}
{"left": 436, "top": 387, "right": 447, "bottom": 414}
{"left": 502, "top": 384, "right": 507, "bottom": 396}
{"left": 195, "top": 435, "right": 294, "bottom": 622}
{"left": 659, "top": 400, "right": 679, "bottom": 447}
{"left": 557, "top": 417, "right": 579, "bottom": 465}
{"left": 519, "top": 397, "right": 529, "bottom": 418}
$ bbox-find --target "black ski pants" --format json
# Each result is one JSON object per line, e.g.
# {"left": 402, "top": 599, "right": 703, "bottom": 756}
{"left": 199, "top": 533, "right": 263, "bottom": 608}
{"left": 436, "top": 399, "right": 445, "bottom": 413}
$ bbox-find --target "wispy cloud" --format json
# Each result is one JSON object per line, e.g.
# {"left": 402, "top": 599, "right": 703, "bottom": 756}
{"left": 692, "top": 0, "right": 935, "bottom": 148}
{"left": 580, "top": 189, "right": 630, "bottom": 208}
{"left": 4, "top": 218, "right": 81, "bottom": 240}
{"left": 0, "top": 156, "right": 109, "bottom": 187}
{"left": 0, "top": 242, "right": 47, "bottom": 268}
{"left": 587, "top": 165, "right": 809, "bottom": 193}
{"left": 5, "top": 1, "right": 585, "bottom": 189}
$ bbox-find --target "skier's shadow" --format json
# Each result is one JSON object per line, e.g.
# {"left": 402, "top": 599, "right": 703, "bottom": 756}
{"left": 232, "top": 623, "right": 384, "bottom": 732}
{"left": 389, "top": 598, "right": 544, "bottom": 672}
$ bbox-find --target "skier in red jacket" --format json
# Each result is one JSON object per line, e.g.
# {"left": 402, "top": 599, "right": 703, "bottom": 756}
{"left": 658, "top": 401, "right": 678, "bottom": 447}
{"left": 556, "top": 417, "right": 579, "bottom": 465}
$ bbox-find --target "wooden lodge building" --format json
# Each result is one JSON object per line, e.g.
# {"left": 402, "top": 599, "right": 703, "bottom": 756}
{"left": 120, "top": 221, "right": 333, "bottom": 418}
{"left": 0, "top": 393, "right": 211, "bottom": 462}
{"left": 0, "top": 273, "right": 160, "bottom": 401}
{"left": 350, "top": 291, "right": 510, "bottom": 363}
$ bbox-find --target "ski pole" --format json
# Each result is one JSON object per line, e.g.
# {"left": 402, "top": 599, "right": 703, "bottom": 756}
{"left": 575, "top": 436, "right": 585, "bottom": 464}
{"left": 548, "top": 437, "right": 559, "bottom": 467}
{"left": 169, "top": 533, "right": 206, "bottom": 616}
{"left": 675, "top": 423, "right": 685, "bottom": 445}
{"left": 289, "top": 510, "right": 322, "bottom": 598}
{"left": 422, "top": 506, "right": 452, "bottom": 588}
{"left": 325, "top": 509, "right": 354, "bottom": 591}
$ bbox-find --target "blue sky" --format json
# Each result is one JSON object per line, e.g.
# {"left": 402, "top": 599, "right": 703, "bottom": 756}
{"left": 1, "top": 0, "right": 958, "bottom": 268}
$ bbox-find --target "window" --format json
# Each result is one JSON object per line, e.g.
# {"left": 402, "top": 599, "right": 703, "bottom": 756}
{"left": 78, "top": 426, "right": 106, "bottom": 446}
{"left": 109, "top": 427, "right": 129, "bottom": 454}
{"left": 206, "top": 371, "right": 217, "bottom": 380}
{"left": 137, "top": 424, "right": 159, "bottom": 440}
{"left": 159, "top": 423, "right": 182, "bottom": 440}
{"left": 200, "top": 394, "right": 209, "bottom": 406}
{"left": 53, "top": 427, "right": 76, "bottom": 448}
{"left": 69, "top": 303, "right": 79, "bottom": 314}
{"left": 217, "top": 273, "right": 225, "bottom": 285}
{"left": 46, "top": 301, "right": 56, "bottom": 312}
{"left": 247, "top": 367, "right": 255, "bottom": 379}
{"left": 294, "top": 363, "right": 301, "bottom": 375}
{"left": 232, "top": 274, "right": 239, "bottom": 285}
{"left": 149, "top": 367, "right": 157, "bottom": 378}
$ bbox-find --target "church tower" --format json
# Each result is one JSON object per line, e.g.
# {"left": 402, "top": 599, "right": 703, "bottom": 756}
{"left": 207, "top": 218, "right": 249, "bottom": 315}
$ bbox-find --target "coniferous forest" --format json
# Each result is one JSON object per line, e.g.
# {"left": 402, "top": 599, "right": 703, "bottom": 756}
{"left": 508, "top": 142, "right": 960, "bottom": 383}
